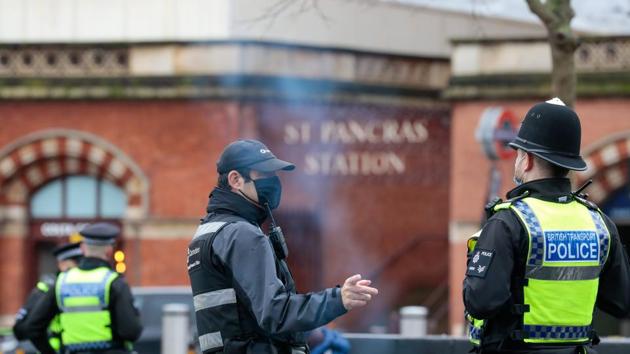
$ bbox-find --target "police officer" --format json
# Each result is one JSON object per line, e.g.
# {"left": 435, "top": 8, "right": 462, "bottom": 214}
{"left": 188, "top": 139, "right": 378, "bottom": 354}
{"left": 24, "top": 223, "right": 143, "bottom": 354}
{"left": 463, "top": 98, "right": 630, "bottom": 354}
{"left": 13, "top": 242, "right": 83, "bottom": 351}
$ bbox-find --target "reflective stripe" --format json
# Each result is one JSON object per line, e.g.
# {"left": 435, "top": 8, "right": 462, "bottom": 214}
{"left": 194, "top": 222, "right": 227, "bottom": 239}
{"left": 512, "top": 201, "right": 545, "bottom": 266}
{"left": 523, "top": 324, "right": 591, "bottom": 340}
{"left": 469, "top": 324, "right": 481, "bottom": 341}
{"left": 199, "top": 331, "right": 223, "bottom": 352}
{"left": 62, "top": 305, "right": 106, "bottom": 313}
{"left": 588, "top": 209, "right": 611, "bottom": 266}
{"left": 525, "top": 265, "right": 601, "bottom": 280}
{"left": 37, "top": 281, "right": 50, "bottom": 292}
{"left": 194, "top": 288, "right": 236, "bottom": 312}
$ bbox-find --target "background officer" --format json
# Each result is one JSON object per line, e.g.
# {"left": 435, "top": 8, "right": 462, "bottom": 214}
{"left": 188, "top": 139, "right": 378, "bottom": 354}
{"left": 463, "top": 98, "right": 630, "bottom": 353}
{"left": 24, "top": 223, "right": 143, "bottom": 354}
{"left": 13, "top": 242, "right": 83, "bottom": 351}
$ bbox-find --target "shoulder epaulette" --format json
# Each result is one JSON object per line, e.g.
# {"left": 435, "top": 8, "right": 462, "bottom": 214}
{"left": 484, "top": 197, "right": 502, "bottom": 213}
{"left": 488, "top": 191, "right": 530, "bottom": 215}
{"left": 573, "top": 195, "right": 599, "bottom": 211}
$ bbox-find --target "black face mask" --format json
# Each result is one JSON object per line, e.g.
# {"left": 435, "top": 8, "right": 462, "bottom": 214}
{"left": 253, "top": 176, "right": 282, "bottom": 210}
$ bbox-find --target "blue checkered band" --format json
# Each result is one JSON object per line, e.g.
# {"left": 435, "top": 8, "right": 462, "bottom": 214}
{"left": 469, "top": 323, "right": 481, "bottom": 341}
{"left": 512, "top": 200, "right": 544, "bottom": 266}
{"left": 65, "top": 340, "right": 113, "bottom": 352}
{"left": 588, "top": 210, "right": 610, "bottom": 266}
{"left": 523, "top": 325, "right": 591, "bottom": 340}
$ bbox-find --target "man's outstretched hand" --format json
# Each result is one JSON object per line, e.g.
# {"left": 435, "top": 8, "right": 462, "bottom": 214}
{"left": 341, "top": 274, "right": 379, "bottom": 311}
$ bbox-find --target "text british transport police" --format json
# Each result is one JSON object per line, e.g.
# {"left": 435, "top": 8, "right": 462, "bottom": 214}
{"left": 544, "top": 231, "right": 599, "bottom": 262}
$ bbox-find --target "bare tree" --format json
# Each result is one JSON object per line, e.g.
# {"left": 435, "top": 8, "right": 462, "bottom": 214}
{"left": 526, "top": 0, "right": 579, "bottom": 108}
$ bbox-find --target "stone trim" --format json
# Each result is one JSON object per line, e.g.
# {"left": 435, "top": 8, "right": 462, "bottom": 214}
{"left": 0, "top": 129, "right": 149, "bottom": 219}
{"left": 122, "top": 218, "right": 200, "bottom": 240}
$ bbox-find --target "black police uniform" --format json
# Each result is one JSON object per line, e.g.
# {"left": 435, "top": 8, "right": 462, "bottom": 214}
{"left": 23, "top": 224, "right": 142, "bottom": 354}
{"left": 463, "top": 100, "right": 630, "bottom": 353}
{"left": 463, "top": 178, "right": 630, "bottom": 353}
{"left": 188, "top": 140, "right": 347, "bottom": 354}
{"left": 13, "top": 242, "right": 82, "bottom": 341}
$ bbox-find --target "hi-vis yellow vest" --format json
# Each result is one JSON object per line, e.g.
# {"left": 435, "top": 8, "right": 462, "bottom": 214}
{"left": 56, "top": 267, "right": 119, "bottom": 352}
{"left": 36, "top": 281, "right": 62, "bottom": 351}
{"left": 468, "top": 196, "right": 610, "bottom": 345}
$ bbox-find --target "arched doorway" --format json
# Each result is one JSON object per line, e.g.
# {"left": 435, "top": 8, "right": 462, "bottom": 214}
{"left": 0, "top": 129, "right": 149, "bottom": 316}
{"left": 29, "top": 175, "right": 127, "bottom": 281}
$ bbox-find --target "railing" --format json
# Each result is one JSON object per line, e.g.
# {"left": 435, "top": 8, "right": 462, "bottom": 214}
{"left": 576, "top": 37, "right": 630, "bottom": 73}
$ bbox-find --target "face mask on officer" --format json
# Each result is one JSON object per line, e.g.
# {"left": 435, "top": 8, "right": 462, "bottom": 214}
{"left": 252, "top": 176, "right": 282, "bottom": 210}
{"left": 236, "top": 170, "right": 283, "bottom": 210}
{"left": 513, "top": 150, "right": 526, "bottom": 186}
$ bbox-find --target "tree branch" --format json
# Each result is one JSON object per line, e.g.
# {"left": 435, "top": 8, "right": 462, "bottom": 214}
{"left": 525, "top": 0, "right": 556, "bottom": 25}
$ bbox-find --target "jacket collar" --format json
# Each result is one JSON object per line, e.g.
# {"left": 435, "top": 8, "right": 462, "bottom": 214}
{"left": 206, "top": 187, "right": 268, "bottom": 226}
{"left": 506, "top": 178, "right": 573, "bottom": 202}
{"left": 79, "top": 257, "right": 112, "bottom": 270}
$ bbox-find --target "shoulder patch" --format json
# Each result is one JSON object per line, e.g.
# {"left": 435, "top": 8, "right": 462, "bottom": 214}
{"left": 466, "top": 248, "right": 495, "bottom": 278}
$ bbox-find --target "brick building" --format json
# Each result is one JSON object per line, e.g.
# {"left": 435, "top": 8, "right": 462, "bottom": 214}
{"left": 0, "top": 41, "right": 453, "bottom": 331}
{"left": 0, "top": 0, "right": 555, "bottom": 332}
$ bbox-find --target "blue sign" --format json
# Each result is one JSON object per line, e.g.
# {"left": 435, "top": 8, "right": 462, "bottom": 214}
{"left": 544, "top": 231, "right": 599, "bottom": 262}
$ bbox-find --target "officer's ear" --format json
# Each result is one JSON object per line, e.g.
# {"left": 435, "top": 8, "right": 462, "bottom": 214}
{"left": 524, "top": 152, "right": 535, "bottom": 172}
{"left": 227, "top": 170, "right": 245, "bottom": 191}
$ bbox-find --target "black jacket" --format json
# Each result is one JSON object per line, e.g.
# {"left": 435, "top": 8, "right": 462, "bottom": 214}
{"left": 12, "top": 274, "right": 56, "bottom": 340}
{"left": 23, "top": 257, "right": 143, "bottom": 354}
{"left": 463, "top": 178, "right": 630, "bottom": 353}
{"left": 194, "top": 187, "right": 347, "bottom": 353}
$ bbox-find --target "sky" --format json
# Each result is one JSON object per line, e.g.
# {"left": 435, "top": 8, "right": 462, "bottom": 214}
{"left": 397, "top": 0, "right": 630, "bottom": 34}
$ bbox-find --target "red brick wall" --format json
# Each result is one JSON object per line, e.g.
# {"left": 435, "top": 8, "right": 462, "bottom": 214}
{"left": 0, "top": 99, "right": 452, "bottom": 332}
{"left": 0, "top": 100, "right": 240, "bottom": 218}
{"left": 126, "top": 239, "right": 192, "bottom": 286}
{"left": 0, "top": 100, "right": 238, "bottom": 319}
{"left": 258, "top": 102, "right": 451, "bottom": 330}
{"left": 0, "top": 237, "right": 27, "bottom": 315}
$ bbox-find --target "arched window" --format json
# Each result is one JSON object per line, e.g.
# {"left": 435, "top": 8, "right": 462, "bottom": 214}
{"left": 30, "top": 176, "right": 127, "bottom": 219}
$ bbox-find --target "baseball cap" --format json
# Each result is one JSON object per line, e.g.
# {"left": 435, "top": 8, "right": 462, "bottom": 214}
{"left": 217, "top": 139, "right": 295, "bottom": 174}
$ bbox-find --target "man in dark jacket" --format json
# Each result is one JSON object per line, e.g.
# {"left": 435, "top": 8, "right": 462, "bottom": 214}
{"left": 463, "top": 98, "right": 630, "bottom": 353}
{"left": 13, "top": 242, "right": 83, "bottom": 349}
{"left": 24, "top": 223, "right": 143, "bottom": 354}
{"left": 188, "top": 139, "right": 378, "bottom": 354}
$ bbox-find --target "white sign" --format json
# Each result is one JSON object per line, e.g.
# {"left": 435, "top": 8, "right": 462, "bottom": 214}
{"left": 40, "top": 222, "right": 89, "bottom": 237}
{"left": 284, "top": 119, "right": 429, "bottom": 176}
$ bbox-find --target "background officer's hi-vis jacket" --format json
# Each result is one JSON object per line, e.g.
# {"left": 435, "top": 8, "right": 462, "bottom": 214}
{"left": 465, "top": 195, "right": 610, "bottom": 346}
{"left": 13, "top": 277, "right": 62, "bottom": 351}
{"left": 56, "top": 266, "right": 120, "bottom": 352}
